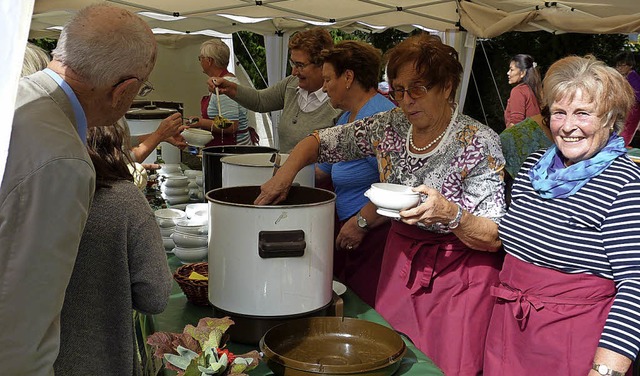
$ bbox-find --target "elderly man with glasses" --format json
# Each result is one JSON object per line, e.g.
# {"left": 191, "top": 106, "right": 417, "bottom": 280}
{"left": 0, "top": 4, "right": 159, "bottom": 375}
{"left": 207, "top": 28, "right": 340, "bottom": 152}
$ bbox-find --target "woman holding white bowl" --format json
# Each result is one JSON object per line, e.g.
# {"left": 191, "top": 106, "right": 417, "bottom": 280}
{"left": 245, "top": 34, "right": 507, "bottom": 375}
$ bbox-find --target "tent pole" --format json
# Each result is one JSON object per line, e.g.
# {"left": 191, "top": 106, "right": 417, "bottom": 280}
{"left": 479, "top": 39, "right": 505, "bottom": 113}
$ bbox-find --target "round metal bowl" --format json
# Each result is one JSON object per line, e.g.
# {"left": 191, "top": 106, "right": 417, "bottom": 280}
{"left": 259, "top": 317, "right": 406, "bottom": 376}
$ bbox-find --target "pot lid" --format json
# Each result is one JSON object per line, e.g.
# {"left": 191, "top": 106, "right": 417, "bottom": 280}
{"left": 259, "top": 317, "right": 406, "bottom": 375}
{"left": 125, "top": 104, "right": 178, "bottom": 119}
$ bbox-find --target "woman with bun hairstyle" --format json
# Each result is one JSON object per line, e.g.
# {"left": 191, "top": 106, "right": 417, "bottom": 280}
{"left": 505, "top": 54, "right": 542, "bottom": 128}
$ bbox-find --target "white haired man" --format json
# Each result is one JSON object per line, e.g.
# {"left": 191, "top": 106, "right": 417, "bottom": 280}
{"left": 0, "top": 4, "right": 157, "bottom": 374}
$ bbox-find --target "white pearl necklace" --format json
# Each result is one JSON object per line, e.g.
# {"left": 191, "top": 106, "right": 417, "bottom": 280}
{"left": 409, "top": 127, "right": 447, "bottom": 152}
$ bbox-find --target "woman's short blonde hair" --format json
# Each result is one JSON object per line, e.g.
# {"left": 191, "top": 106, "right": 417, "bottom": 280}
{"left": 543, "top": 55, "right": 635, "bottom": 134}
{"left": 22, "top": 42, "right": 50, "bottom": 77}
{"left": 200, "top": 38, "right": 230, "bottom": 68}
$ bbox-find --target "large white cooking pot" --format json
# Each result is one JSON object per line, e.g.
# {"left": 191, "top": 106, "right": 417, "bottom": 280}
{"left": 220, "top": 153, "right": 315, "bottom": 188}
{"left": 125, "top": 105, "right": 181, "bottom": 164}
{"left": 207, "top": 185, "right": 335, "bottom": 317}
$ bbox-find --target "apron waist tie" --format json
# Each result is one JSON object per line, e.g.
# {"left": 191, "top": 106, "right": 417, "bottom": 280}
{"left": 491, "top": 284, "right": 612, "bottom": 329}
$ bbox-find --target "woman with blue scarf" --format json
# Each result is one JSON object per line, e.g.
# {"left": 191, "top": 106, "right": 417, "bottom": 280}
{"left": 484, "top": 55, "right": 640, "bottom": 376}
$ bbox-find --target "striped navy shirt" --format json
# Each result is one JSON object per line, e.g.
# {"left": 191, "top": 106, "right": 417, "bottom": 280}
{"left": 500, "top": 150, "right": 640, "bottom": 360}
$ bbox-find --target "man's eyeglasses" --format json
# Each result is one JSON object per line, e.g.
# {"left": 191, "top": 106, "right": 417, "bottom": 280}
{"left": 389, "top": 85, "right": 429, "bottom": 101}
{"left": 289, "top": 59, "right": 314, "bottom": 70}
{"left": 113, "top": 77, "right": 154, "bottom": 97}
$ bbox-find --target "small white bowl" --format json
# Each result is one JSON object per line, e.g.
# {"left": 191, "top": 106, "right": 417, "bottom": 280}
{"left": 183, "top": 169, "right": 203, "bottom": 178}
{"left": 159, "top": 226, "right": 175, "bottom": 237}
{"left": 364, "top": 183, "right": 420, "bottom": 212}
{"left": 185, "top": 203, "right": 208, "bottom": 218}
{"left": 161, "top": 186, "right": 190, "bottom": 196}
{"left": 195, "top": 176, "right": 203, "bottom": 186}
{"left": 162, "top": 194, "right": 191, "bottom": 205}
{"left": 173, "top": 246, "right": 208, "bottom": 264}
{"left": 158, "top": 163, "right": 182, "bottom": 173}
{"left": 162, "top": 176, "right": 189, "bottom": 188}
{"left": 171, "top": 231, "right": 208, "bottom": 248}
{"left": 181, "top": 128, "right": 213, "bottom": 147}
{"left": 176, "top": 220, "right": 208, "bottom": 235}
{"left": 162, "top": 236, "right": 175, "bottom": 251}
{"left": 154, "top": 208, "right": 186, "bottom": 227}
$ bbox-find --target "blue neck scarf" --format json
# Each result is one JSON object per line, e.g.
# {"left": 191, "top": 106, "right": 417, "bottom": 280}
{"left": 528, "top": 134, "right": 627, "bottom": 199}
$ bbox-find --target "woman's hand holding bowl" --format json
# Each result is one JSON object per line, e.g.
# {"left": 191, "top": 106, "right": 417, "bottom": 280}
{"left": 400, "top": 186, "right": 459, "bottom": 227}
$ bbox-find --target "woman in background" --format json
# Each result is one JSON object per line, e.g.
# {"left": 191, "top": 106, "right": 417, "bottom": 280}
{"left": 505, "top": 54, "right": 542, "bottom": 128}
{"left": 55, "top": 125, "right": 172, "bottom": 375}
{"left": 317, "top": 40, "right": 395, "bottom": 306}
{"left": 485, "top": 55, "right": 640, "bottom": 376}
{"left": 615, "top": 51, "right": 640, "bottom": 146}
{"left": 208, "top": 28, "right": 339, "bottom": 152}
{"left": 190, "top": 38, "right": 252, "bottom": 146}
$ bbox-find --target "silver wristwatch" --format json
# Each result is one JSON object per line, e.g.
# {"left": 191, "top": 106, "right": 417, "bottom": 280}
{"left": 593, "top": 362, "right": 625, "bottom": 376}
{"left": 448, "top": 204, "right": 463, "bottom": 230}
{"left": 356, "top": 211, "right": 369, "bottom": 231}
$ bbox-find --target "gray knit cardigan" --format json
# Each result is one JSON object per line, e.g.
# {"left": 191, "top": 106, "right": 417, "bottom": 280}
{"left": 54, "top": 180, "right": 172, "bottom": 376}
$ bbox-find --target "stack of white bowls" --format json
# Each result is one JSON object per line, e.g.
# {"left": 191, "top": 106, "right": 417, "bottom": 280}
{"left": 157, "top": 164, "right": 191, "bottom": 205}
{"left": 171, "top": 203, "right": 209, "bottom": 264}
{"left": 184, "top": 169, "right": 205, "bottom": 201}
{"left": 154, "top": 208, "right": 187, "bottom": 253}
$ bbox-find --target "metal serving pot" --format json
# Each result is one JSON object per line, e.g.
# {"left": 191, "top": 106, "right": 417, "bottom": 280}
{"left": 206, "top": 185, "right": 336, "bottom": 343}
{"left": 201, "top": 145, "right": 277, "bottom": 194}
{"left": 221, "top": 153, "right": 315, "bottom": 188}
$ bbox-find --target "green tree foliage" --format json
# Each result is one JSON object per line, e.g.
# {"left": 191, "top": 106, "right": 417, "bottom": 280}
{"left": 233, "top": 31, "right": 268, "bottom": 89}
{"left": 464, "top": 32, "right": 629, "bottom": 133}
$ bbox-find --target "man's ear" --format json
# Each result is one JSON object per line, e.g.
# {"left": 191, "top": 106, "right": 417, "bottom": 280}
{"left": 111, "top": 78, "right": 135, "bottom": 109}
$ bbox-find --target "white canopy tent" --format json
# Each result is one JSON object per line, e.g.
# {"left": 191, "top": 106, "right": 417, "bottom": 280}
{"left": 3, "top": 0, "right": 640, "bottom": 185}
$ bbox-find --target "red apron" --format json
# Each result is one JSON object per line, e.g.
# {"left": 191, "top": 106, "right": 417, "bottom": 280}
{"left": 484, "top": 254, "right": 620, "bottom": 376}
{"left": 375, "top": 221, "right": 503, "bottom": 376}
{"left": 333, "top": 220, "right": 391, "bottom": 307}
{"left": 200, "top": 94, "right": 236, "bottom": 147}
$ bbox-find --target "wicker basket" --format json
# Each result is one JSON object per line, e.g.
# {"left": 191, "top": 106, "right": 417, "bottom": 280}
{"left": 173, "top": 262, "right": 211, "bottom": 306}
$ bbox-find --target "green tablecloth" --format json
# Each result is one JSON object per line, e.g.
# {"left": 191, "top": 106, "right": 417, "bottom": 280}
{"left": 141, "top": 255, "right": 443, "bottom": 376}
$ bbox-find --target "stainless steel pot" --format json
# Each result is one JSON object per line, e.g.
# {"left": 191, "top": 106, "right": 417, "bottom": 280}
{"left": 201, "top": 145, "right": 277, "bottom": 194}
{"left": 221, "top": 153, "right": 315, "bottom": 188}
{"left": 125, "top": 105, "right": 180, "bottom": 164}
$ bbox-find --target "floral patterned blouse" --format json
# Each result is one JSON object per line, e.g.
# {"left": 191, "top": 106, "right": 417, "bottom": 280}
{"left": 316, "top": 106, "right": 507, "bottom": 232}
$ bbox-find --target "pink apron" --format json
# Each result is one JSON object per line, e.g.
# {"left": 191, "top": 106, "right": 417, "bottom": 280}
{"left": 484, "top": 254, "right": 620, "bottom": 376}
{"left": 375, "top": 221, "right": 503, "bottom": 376}
{"left": 333, "top": 220, "right": 391, "bottom": 307}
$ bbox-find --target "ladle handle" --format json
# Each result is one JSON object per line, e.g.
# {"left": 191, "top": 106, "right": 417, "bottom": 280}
{"left": 215, "top": 87, "right": 223, "bottom": 116}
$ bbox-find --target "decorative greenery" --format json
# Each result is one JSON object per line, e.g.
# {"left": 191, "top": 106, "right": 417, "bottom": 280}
{"left": 147, "top": 317, "right": 260, "bottom": 376}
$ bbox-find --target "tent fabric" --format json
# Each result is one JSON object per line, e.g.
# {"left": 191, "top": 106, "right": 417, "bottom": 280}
{"left": 30, "top": 0, "right": 640, "bottom": 39}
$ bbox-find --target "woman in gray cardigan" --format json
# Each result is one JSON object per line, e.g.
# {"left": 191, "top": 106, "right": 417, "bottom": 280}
{"left": 54, "top": 125, "right": 173, "bottom": 376}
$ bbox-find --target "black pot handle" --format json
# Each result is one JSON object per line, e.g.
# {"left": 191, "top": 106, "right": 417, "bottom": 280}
{"left": 258, "top": 230, "right": 306, "bottom": 258}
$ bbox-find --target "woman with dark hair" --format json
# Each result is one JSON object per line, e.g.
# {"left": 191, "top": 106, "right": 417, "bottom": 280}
{"left": 615, "top": 51, "right": 640, "bottom": 146}
{"left": 55, "top": 125, "right": 172, "bottom": 375}
{"left": 485, "top": 55, "right": 640, "bottom": 376}
{"left": 253, "top": 34, "right": 506, "bottom": 375}
{"left": 505, "top": 53, "right": 542, "bottom": 128}
{"left": 317, "top": 40, "right": 395, "bottom": 306}
{"left": 208, "top": 28, "right": 340, "bottom": 152}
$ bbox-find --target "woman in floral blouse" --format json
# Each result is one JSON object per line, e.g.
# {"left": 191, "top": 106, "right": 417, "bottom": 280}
{"left": 255, "top": 33, "right": 507, "bottom": 376}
